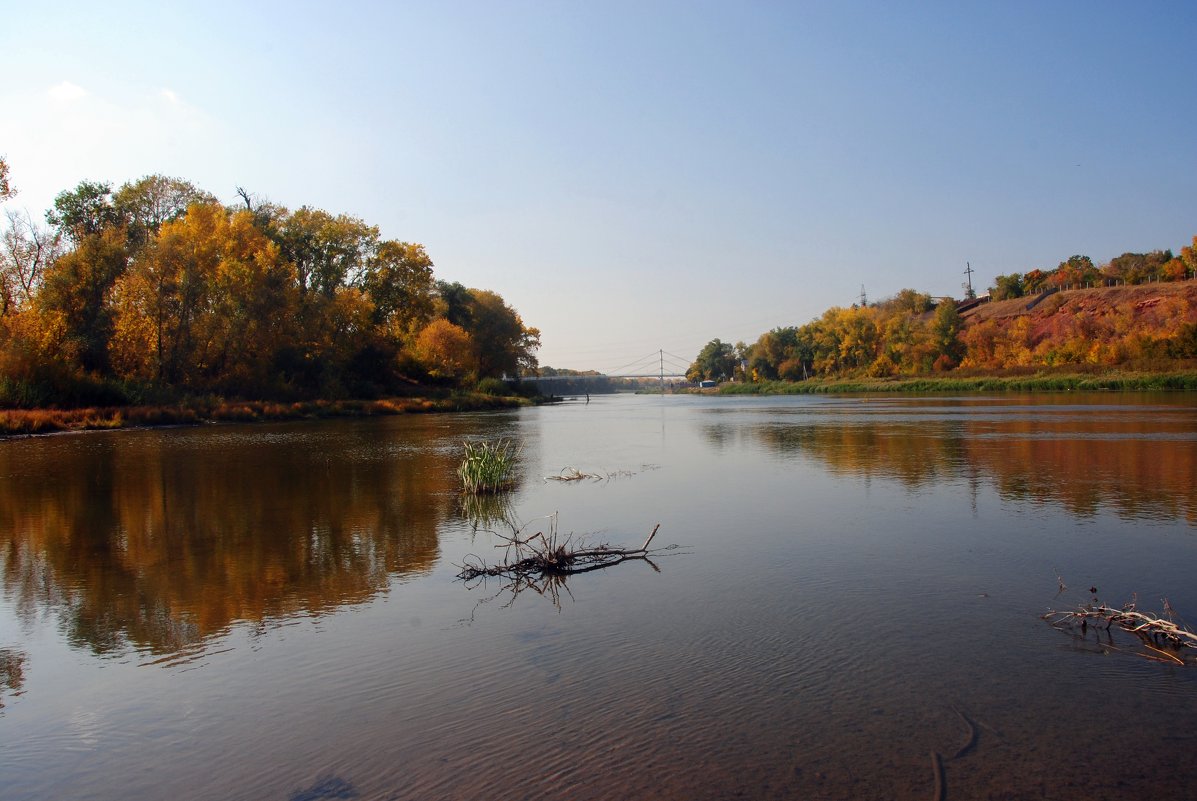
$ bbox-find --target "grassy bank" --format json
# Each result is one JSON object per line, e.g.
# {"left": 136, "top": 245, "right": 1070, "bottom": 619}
{"left": 0, "top": 392, "right": 533, "bottom": 437}
{"left": 716, "top": 371, "right": 1197, "bottom": 395}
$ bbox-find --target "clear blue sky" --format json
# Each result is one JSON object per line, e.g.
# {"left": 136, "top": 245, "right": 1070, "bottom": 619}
{"left": 3, "top": 1, "right": 1195, "bottom": 372}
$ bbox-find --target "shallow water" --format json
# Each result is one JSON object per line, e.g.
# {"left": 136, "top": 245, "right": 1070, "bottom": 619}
{"left": 2, "top": 393, "right": 1196, "bottom": 800}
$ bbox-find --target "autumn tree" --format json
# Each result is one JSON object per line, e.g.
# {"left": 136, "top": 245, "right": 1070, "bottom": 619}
{"left": 362, "top": 240, "right": 435, "bottom": 333}
{"left": 413, "top": 318, "right": 477, "bottom": 381}
{"left": 113, "top": 175, "right": 216, "bottom": 253}
{"left": 930, "top": 299, "right": 964, "bottom": 369}
{"left": 748, "top": 327, "right": 799, "bottom": 380}
{"left": 37, "top": 227, "right": 129, "bottom": 373}
{"left": 111, "top": 203, "right": 297, "bottom": 390}
{"left": 878, "top": 288, "right": 934, "bottom": 315}
{"left": 1023, "top": 268, "right": 1049, "bottom": 294}
{"left": 269, "top": 206, "right": 379, "bottom": 298}
{"left": 1050, "top": 255, "right": 1100, "bottom": 289}
{"left": 1181, "top": 236, "right": 1197, "bottom": 278}
{"left": 1103, "top": 251, "right": 1174, "bottom": 285}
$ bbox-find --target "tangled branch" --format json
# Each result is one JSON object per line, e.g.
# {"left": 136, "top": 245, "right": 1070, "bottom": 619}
{"left": 458, "top": 516, "right": 664, "bottom": 582}
{"left": 1042, "top": 593, "right": 1196, "bottom": 665}
{"left": 544, "top": 464, "right": 657, "bottom": 483}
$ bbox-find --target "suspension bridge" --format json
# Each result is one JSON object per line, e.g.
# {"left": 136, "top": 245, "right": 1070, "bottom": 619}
{"left": 515, "top": 349, "right": 693, "bottom": 387}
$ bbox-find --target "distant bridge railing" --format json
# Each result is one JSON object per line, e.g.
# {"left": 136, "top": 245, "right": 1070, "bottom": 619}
{"left": 515, "top": 373, "right": 688, "bottom": 383}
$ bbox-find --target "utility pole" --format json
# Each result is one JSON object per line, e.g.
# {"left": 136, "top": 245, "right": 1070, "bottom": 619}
{"left": 963, "top": 262, "right": 976, "bottom": 299}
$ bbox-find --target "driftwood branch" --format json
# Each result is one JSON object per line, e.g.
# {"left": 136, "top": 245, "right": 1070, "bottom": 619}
{"left": 1042, "top": 595, "right": 1196, "bottom": 664}
{"left": 458, "top": 516, "right": 663, "bottom": 581}
{"left": 544, "top": 464, "right": 657, "bottom": 483}
{"left": 455, "top": 516, "right": 676, "bottom": 615}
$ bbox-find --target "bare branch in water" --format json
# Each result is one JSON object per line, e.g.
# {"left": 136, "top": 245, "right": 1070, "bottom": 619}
{"left": 458, "top": 514, "right": 666, "bottom": 582}
{"left": 1043, "top": 594, "right": 1197, "bottom": 665}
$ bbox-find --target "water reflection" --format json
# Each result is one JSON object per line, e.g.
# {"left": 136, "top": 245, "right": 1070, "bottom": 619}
{"left": 707, "top": 398, "right": 1197, "bottom": 523}
{"left": 0, "top": 417, "right": 517, "bottom": 657}
{"left": 0, "top": 648, "right": 25, "bottom": 709}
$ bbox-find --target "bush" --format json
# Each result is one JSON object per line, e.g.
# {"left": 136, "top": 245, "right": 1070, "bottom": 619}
{"left": 476, "top": 377, "right": 511, "bottom": 396}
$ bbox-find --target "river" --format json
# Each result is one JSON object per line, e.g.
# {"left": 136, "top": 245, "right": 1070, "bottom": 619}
{"left": 2, "top": 393, "right": 1196, "bottom": 800}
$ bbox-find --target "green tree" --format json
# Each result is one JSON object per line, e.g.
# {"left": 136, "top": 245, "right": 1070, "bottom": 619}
{"left": 880, "top": 288, "right": 934, "bottom": 315}
{"left": 463, "top": 288, "right": 540, "bottom": 378}
{"left": 47, "top": 181, "right": 123, "bottom": 242}
{"left": 990, "top": 273, "right": 1024, "bottom": 301}
{"left": 271, "top": 206, "right": 379, "bottom": 298}
{"left": 435, "top": 280, "right": 474, "bottom": 329}
{"left": 688, "top": 338, "right": 736, "bottom": 382}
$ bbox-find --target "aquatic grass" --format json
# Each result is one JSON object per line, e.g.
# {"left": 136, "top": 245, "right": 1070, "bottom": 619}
{"left": 458, "top": 439, "right": 520, "bottom": 495}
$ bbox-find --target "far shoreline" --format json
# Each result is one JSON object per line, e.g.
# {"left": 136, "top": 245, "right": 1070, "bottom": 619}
{"left": 0, "top": 392, "right": 538, "bottom": 438}
{"left": 711, "top": 369, "right": 1197, "bottom": 395}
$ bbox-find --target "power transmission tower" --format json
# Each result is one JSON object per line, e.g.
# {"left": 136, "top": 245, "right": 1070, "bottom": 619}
{"left": 859, "top": 284, "right": 868, "bottom": 307}
{"left": 963, "top": 262, "right": 976, "bottom": 299}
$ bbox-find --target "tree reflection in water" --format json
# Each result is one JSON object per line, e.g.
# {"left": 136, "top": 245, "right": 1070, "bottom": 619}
{"left": 712, "top": 405, "right": 1197, "bottom": 523}
{"left": 0, "top": 422, "right": 483, "bottom": 657}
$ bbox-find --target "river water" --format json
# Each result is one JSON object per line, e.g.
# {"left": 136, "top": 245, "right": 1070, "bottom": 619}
{"left": 2, "top": 393, "right": 1196, "bottom": 800}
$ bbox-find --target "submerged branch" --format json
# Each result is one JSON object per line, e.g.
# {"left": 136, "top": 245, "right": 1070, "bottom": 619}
{"left": 1042, "top": 596, "right": 1197, "bottom": 664}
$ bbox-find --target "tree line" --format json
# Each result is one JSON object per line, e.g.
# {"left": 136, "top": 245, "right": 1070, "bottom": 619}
{"left": 688, "top": 239, "right": 1197, "bottom": 383}
{"left": 0, "top": 160, "right": 540, "bottom": 407}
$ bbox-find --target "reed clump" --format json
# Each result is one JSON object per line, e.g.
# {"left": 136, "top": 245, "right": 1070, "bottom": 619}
{"left": 458, "top": 439, "right": 520, "bottom": 494}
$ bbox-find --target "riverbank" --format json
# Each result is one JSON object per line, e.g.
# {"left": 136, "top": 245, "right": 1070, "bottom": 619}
{"left": 715, "top": 370, "right": 1197, "bottom": 395}
{"left": 0, "top": 392, "right": 533, "bottom": 437}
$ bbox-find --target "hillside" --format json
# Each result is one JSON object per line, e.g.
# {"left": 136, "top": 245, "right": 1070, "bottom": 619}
{"left": 955, "top": 281, "right": 1197, "bottom": 370}
{"left": 964, "top": 281, "right": 1197, "bottom": 327}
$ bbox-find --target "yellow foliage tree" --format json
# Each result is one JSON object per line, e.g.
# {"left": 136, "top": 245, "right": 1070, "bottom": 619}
{"left": 414, "top": 318, "right": 477, "bottom": 381}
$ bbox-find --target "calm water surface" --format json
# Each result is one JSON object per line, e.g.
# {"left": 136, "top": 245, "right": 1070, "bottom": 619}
{"left": 3, "top": 393, "right": 1197, "bottom": 800}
